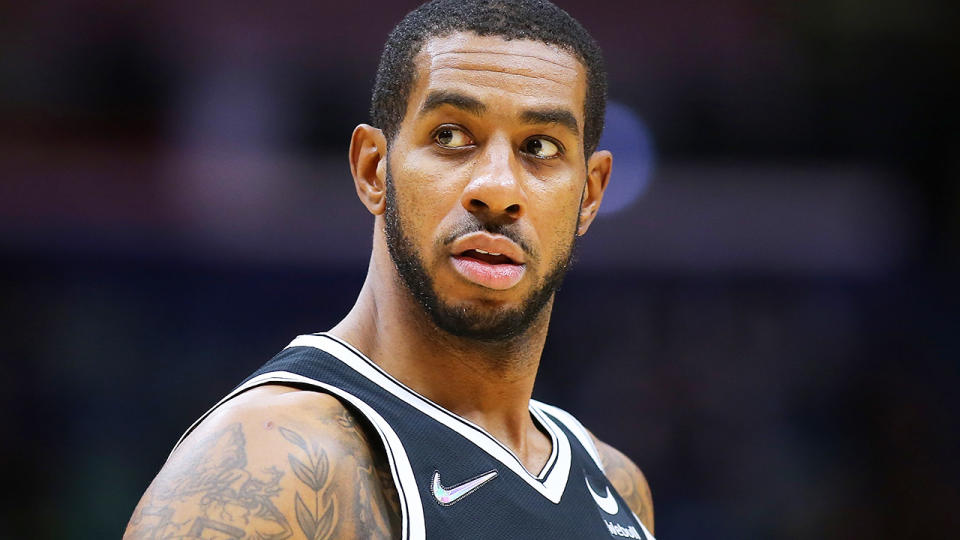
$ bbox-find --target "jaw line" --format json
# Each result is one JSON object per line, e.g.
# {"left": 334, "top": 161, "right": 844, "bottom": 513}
{"left": 382, "top": 168, "right": 575, "bottom": 343}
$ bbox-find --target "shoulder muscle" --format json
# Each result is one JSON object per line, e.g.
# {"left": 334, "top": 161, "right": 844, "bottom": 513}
{"left": 592, "top": 435, "right": 654, "bottom": 535}
{"left": 124, "top": 385, "right": 400, "bottom": 539}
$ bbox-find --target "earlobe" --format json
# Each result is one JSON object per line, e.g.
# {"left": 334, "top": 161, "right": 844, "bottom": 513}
{"left": 349, "top": 124, "right": 388, "bottom": 216}
{"left": 578, "top": 150, "right": 612, "bottom": 236}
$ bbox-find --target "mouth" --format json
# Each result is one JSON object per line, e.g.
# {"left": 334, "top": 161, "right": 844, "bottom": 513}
{"left": 455, "top": 248, "right": 517, "bottom": 265}
{"left": 450, "top": 248, "right": 526, "bottom": 291}
{"left": 448, "top": 232, "right": 528, "bottom": 290}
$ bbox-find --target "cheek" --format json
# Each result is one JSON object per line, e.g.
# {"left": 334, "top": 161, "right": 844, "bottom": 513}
{"left": 392, "top": 151, "right": 466, "bottom": 245}
{"left": 528, "top": 178, "right": 583, "bottom": 242}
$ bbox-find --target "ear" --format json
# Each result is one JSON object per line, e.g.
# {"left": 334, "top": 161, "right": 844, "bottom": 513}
{"left": 349, "top": 124, "right": 388, "bottom": 215}
{"left": 578, "top": 149, "right": 612, "bottom": 236}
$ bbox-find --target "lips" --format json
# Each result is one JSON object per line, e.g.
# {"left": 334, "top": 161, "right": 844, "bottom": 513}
{"left": 449, "top": 233, "right": 527, "bottom": 290}
{"left": 458, "top": 248, "right": 515, "bottom": 265}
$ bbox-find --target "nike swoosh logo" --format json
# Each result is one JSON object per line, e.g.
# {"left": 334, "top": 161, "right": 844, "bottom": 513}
{"left": 585, "top": 477, "right": 619, "bottom": 515}
{"left": 432, "top": 469, "right": 498, "bottom": 506}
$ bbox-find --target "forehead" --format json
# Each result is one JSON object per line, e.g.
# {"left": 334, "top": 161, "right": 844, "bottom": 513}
{"left": 410, "top": 32, "right": 587, "bottom": 117}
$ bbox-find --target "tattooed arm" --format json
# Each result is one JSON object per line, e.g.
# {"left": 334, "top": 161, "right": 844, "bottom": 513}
{"left": 591, "top": 435, "right": 654, "bottom": 535}
{"left": 124, "top": 385, "right": 401, "bottom": 540}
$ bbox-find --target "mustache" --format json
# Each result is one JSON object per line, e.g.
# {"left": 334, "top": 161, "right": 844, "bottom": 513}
{"left": 440, "top": 217, "right": 535, "bottom": 258}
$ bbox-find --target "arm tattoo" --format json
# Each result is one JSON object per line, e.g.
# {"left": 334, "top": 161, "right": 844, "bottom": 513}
{"left": 353, "top": 432, "right": 401, "bottom": 538}
{"left": 602, "top": 447, "right": 654, "bottom": 533}
{"left": 308, "top": 405, "right": 401, "bottom": 539}
{"left": 278, "top": 425, "right": 338, "bottom": 540}
{"left": 125, "top": 423, "right": 293, "bottom": 539}
{"left": 127, "top": 395, "right": 402, "bottom": 540}
{"left": 276, "top": 404, "right": 399, "bottom": 539}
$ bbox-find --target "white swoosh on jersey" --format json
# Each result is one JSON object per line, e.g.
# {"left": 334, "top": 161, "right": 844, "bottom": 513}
{"left": 585, "top": 477, "right": 619, "bottom": 515}
{"left": 432, "top": 469, "right": 499, "bottom": 506}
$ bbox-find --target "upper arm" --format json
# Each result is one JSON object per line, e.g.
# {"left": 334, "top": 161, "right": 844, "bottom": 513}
{"left": 591, "top": 434, "right": 654, "bottom": 535}
{"left": 124, "top": 385, "right": 400, "bottom": 540}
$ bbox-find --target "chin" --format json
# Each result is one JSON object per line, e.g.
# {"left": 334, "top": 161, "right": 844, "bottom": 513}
{"left": 439, "top": 281, "right": 532, "bottom": 311}
{"left": 425, "top": 294, "right": 542, "bottom": 342}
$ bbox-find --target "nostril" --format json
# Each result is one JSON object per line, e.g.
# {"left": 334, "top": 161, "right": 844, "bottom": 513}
{"left": 470, "top": 199, "right": 489, "bottom": 210}
{"left": 506, "top": 203, "right": 521, "bottom": 215}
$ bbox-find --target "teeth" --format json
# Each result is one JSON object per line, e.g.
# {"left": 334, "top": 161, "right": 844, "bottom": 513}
{"left": 474, "top": 249, "right": 502, "bottom": 256}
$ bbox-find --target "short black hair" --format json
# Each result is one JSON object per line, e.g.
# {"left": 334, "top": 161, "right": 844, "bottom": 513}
{"left": 371, "top": 0, "right": 607, "bottom": 156}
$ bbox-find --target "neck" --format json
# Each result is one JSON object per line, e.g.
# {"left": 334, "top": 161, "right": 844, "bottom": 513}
{"left": 330, "top": 245, "right": 553, "bottom": 471}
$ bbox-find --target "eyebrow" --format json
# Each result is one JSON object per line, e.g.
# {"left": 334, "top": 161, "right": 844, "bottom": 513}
{"left": 419, "top": 90, "right": 487, "bottom": 117}
{"left": 418, "top": 90, "right": 580, "bottom": 137}
{"left": 520, "top": 108, "right": 580, "bottom": 137}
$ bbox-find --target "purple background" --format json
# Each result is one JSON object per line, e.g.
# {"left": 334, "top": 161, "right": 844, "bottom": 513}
{"left": 2, "top": 1, "right": 957, "bottom": 538}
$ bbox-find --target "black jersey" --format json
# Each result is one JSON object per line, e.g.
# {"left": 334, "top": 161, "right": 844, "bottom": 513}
{"left": 176, "top": 333, "right": 654, "bottom": 540}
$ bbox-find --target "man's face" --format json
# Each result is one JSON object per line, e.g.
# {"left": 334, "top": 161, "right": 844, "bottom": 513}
{"left": 384, "top": 32, "right": 594, "bottom": 342}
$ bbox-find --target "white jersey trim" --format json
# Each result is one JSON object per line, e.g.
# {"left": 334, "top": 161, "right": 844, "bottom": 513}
{"left": 292, "top": 333, "right": 573, "bottom": 504}
{"left": 531, "top": 400, "right": 605, "bottom": 472}
{"left": 533, "top": 402, "right": 657, "bottom": 539}
{"left": 636, "top": 512, "right": 657, "bottom": 540}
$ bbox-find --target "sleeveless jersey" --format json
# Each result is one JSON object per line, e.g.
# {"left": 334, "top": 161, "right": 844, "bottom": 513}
{"left": 175, "top": 333, "right": 655, "bottom": 540}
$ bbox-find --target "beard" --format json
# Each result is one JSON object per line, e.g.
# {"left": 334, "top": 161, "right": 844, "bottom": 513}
{"left": 383, "top": 171, "right": 577, "bottom": 343}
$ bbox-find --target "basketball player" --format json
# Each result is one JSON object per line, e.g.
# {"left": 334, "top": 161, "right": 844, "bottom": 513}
{"left": 124, "top": 1, "right": 654, "bottom": 538}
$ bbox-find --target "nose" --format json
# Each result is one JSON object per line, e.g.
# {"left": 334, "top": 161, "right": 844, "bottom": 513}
{"left": 461, "top": 137, "right": 526, "bottom": 221}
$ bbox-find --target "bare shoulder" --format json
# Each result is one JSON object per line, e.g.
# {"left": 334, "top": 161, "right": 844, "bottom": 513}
{"left": 124, "top": 384, "right": 401, "bottom": 539}
{"left": 590, "top": 432, "right": 655, "bottom": 535}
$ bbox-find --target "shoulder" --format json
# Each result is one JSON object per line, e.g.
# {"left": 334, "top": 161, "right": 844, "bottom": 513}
{"left": 591, "top": 433, "right": 655, "bottom": 535}
{"left": 124, "top": 384, "right": 400, "bottom": 539}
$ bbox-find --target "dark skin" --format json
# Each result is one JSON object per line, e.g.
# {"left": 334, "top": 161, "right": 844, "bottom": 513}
{"left": 124, "top": 386, "right": 400, "bottom": 539}
{"left": 125, "top": 32, "right": 653, "bottom": 539}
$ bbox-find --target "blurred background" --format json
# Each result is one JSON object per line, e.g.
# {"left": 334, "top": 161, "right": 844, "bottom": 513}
{"left": 2, "top": 1, "right": 957, "bottom": 538}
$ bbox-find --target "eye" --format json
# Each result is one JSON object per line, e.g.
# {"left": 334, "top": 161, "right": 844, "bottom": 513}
{"left": 434, "top": 126, "right": 473, "bottom": 148}
{"left": 522, "top": 137, "right": 562, "bottom": 159}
